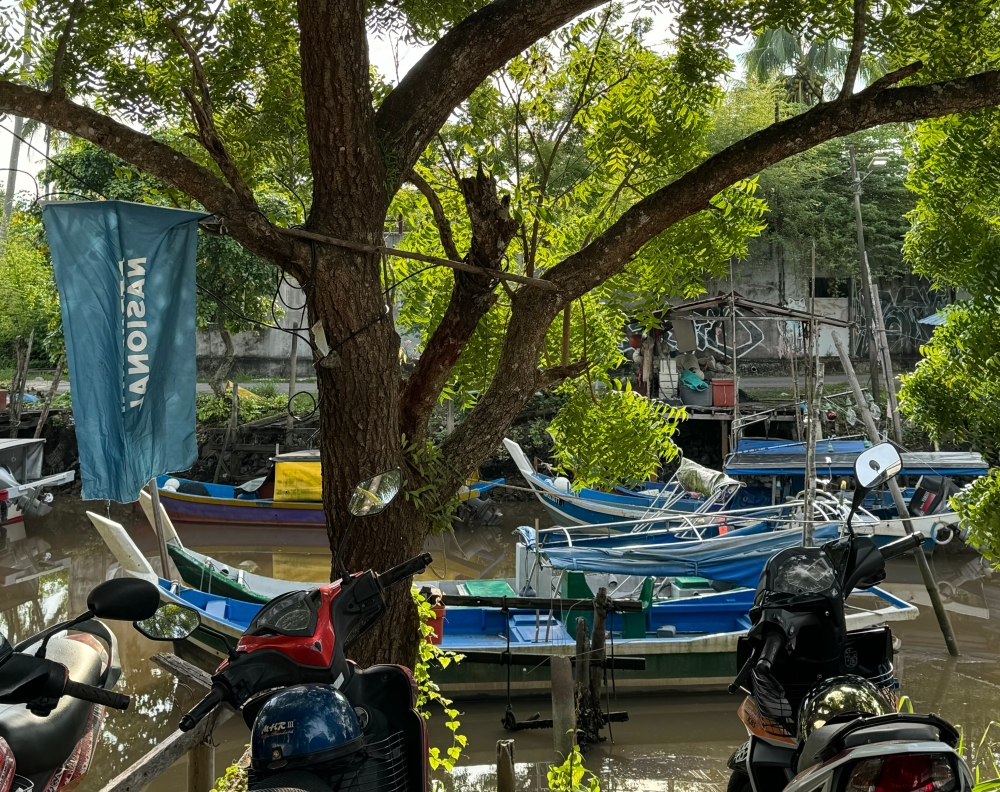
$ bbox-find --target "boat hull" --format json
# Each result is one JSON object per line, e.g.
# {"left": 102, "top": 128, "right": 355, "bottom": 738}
{"left": 157, "top": 488, "right": 325, "bottom": 526}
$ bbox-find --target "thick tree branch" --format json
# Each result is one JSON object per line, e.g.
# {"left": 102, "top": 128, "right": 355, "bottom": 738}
{"left": 50, "top": 0, "right": 84, "bottom": 98}
{"left": 838, "top": 0, "right": 867, "bottom": 102}
{"left": 440, "top": 65, "right": 1000, "bottom": 488}
{"left": 407, "top": 170, "right": 460, "bottom": 261}
{"left": 0, "top": 82, "right": 304, "bottom": 276}
{"left": 399, "top": 166, "right": 518, "bottom": 441}
{"left": 375, "top": 0, "right": 607, "bottom": 189}
{"left": 542, "top": 66, "right": 1000, "bottom": 300}
{"left": 167, "top": 19, "right": 259, "bottom": 211}
{"left": 536, "top": 360, "right": 589, "bottom": 390}
{"left": 298, "top": 0, "right": 385, "bottom": 231}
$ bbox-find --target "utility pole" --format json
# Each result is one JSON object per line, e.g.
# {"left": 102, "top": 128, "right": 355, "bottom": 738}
{"left": 848, "top": 145, "right": 882, "bottom": 405}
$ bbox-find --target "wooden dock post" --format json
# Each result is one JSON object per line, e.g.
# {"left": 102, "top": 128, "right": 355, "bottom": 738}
{"left": 497, "top": 740, "right": 516, "bottom": 792}
{"left": 831, "top": 331, "right": 960, "bottom": 657}
{"left": 550, "top": 655, "right": 575, "bottom": 758}
{"left": 286, "top": 323, "right": 299, "bottom": 431}
{"left": 187, "top": 741, "right": 215, "bottom": 792}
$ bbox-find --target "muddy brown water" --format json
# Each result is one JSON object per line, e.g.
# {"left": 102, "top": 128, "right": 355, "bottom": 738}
{"left": 4, "top": 498, "right": 1000, "bottom": 790}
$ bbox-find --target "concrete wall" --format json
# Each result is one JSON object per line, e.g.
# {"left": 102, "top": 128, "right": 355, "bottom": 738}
{"left": 196, "top": 277, "right": 311, "bottom": 379}
{"left": 198, "top": 238, "right": 947, "bottom": 376}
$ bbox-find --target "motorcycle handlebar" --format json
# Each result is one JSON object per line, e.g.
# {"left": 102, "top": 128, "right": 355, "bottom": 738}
{"left": 62, "top": 679, "right": 130, "bottom": 711}
{"left": 179, "top": 685, "right": 227, "bottom": 732}
{"left": 379, "top": 553, "right": 433, "bottom": 589}
{"left": 880, "top": 533, "right": 925, "bottom": 562}
{"left": 755, "top": 631, "right": 784, "bottom": 676}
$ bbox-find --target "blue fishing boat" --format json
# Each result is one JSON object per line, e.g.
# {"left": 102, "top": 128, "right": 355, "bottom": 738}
{"left": 725, "top": 438, "right": 989, "bottom": 548}
{"left": 517, "top": 522, "right": 846, "bottom": 589}
{"left": 504, "top": 438, "right": 745, "bottom": 528}
{"left": 156, "top": 449, "right": 501, "bottom": 527}
{"left": 88, "top": 509, "right": 918, "bottom": 699}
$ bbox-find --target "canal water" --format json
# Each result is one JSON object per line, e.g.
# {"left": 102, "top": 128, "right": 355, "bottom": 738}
{"left": 5, "top": 498, "right": 1000, "bottom": 790}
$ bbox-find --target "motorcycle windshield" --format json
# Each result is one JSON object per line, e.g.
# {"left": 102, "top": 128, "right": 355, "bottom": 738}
{"left": 771, "top": 550, "right": 837, "bottom": 596}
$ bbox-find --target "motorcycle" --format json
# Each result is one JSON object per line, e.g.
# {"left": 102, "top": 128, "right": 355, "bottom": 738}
{"left": 727, "top": 441, "right": 973, "bottom": 792}
{"left": 0, "top": 577, "right": 160, "bottom": 791}
{"left": 135, "top": 469, "right": 434, "bottom": 792}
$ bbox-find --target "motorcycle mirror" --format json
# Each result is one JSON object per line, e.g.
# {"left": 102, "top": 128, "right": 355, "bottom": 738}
{"left": 349, "top": 469, "right": 402, "bottom": 517}
{"left": 853, "top": 442, "right": 902, "bottom": 490}
{"left": 134, "top": 603, "right": 202, "bottom": 641}
{"left": 87, "top": 578, "right": 161, "bottom": 621}
{"left": 846, "top": 442, "right": 903, "bottom": 536}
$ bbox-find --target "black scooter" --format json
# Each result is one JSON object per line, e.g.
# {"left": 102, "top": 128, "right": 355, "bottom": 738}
{"left": 727, "top": 441, "right": 971, "bottom": 792}
{"left": 0, "top": 577, "right": 160, "bottom": 791}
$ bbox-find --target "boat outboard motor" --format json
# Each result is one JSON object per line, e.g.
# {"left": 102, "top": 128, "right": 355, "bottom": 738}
{"left": 250, "top": 686, "right": 366, "bottom": 774}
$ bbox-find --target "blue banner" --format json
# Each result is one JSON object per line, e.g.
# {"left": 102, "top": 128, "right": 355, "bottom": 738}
{"left": 44, "top": 201, "right": 207, "bottom": 502}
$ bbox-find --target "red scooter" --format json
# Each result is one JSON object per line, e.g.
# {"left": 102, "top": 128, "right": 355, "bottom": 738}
{"left": 136, "top": 470, "right": 433, "bottom": 792}
{"left": 0, "top": 578, "right": 160, "bottom": 791}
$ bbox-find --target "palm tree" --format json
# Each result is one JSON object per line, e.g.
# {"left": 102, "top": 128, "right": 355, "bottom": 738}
{"left": 741, "top": 28, "right": 885, "bottom": 105}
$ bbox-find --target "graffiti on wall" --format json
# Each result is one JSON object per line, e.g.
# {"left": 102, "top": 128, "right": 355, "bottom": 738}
{"left": 660, "top": 308, "right": 771, "bottom": 360}
{"left": 852, "top": 281, "right": 947, "bottom": 357}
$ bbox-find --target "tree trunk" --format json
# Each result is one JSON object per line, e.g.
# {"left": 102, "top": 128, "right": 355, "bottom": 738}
{"left": 208, "top": 314, "right": 235, "bottom": 398}
{"left": 302, "top": 219, "right": 425, "bottom": 667}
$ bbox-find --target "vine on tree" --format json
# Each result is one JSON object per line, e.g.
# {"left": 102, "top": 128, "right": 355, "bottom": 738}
{"left": 412, "top": 588, "right": 467, "bottom": 771}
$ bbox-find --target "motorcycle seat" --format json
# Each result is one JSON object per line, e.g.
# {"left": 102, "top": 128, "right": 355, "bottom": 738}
{"left": 798, "top": 720, "right": 941, "bottom": 772}
{"left": 0, "top": 636, "right": 103, "bottom": 776}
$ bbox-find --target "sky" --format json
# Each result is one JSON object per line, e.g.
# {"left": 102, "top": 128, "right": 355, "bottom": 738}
{"left": 0, "top": 8, "right": 751, "bottom": 202}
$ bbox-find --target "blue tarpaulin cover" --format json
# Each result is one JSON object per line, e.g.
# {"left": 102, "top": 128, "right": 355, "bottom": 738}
{"left": 44, "top": 201, "right": 207, "bottom": 501}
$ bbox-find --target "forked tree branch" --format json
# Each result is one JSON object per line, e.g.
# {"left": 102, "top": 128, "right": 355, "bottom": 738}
{"left": 399, "top": 166, "right": 518, "bottom": 441}
{"left": 407, "top": 170, "right": 461, "bottom": 261}
{"left": 374, "top": 0, "right": 608, "bottom": 188}
{"left": 167, "top": 19, "right": 259, "bottom": 211}
{"left": 838, "top": 0, "right": 867, "bottom": 102}
{"left": 0, "top": 82, "right": 305, "bottom": 276}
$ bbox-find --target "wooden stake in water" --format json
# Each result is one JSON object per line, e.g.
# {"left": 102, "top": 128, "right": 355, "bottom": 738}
{"left": 33, "top": 354, "right": 65, "bottom": 439}
{"left": 148, "top": 481, "right": 172, "bottom": 581}
{"left": 831, "top": 330, "right": 960, "bottom": 657}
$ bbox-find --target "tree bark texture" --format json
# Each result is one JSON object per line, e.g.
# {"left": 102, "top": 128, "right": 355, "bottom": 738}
{"left": 6, "top": 0, "right": 1000, "bottom": 670}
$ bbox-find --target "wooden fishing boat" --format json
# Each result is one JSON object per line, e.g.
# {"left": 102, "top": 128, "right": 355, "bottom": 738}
{"left": 90, "top": 509, "right": 918, "bottom": 699}
{"left": 155, "top": 450, "right": 501, "bottom": 526}
{"left": 136, "top": 490, "right": 317, "bottom": 603}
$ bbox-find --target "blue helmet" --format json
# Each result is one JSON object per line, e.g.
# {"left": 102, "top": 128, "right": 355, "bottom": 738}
{"left": 251, "top": 685, "right": 364, "bottom": 772}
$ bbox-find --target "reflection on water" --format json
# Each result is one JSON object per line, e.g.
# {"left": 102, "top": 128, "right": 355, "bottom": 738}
{"left": 4, "top": 498, "right": 1000, "bottom": 789}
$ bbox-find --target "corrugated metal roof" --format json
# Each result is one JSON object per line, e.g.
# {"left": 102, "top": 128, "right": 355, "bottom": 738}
{"left": 918, "top": 312, "right": 947, "bottom": 326}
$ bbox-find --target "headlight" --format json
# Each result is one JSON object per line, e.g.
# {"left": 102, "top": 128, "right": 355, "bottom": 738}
{"left": 772, "top": 551, "right": 837, "bottom": 595}
{"left": 843, "top": 754, "right": 956, "bottom": 792}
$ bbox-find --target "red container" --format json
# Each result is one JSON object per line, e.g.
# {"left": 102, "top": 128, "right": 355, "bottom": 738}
{"left": 427, "top": 604, "right": 445, "bottom": 645}
{"left": 712, "top": 378, "right": 735, "bottom": 407}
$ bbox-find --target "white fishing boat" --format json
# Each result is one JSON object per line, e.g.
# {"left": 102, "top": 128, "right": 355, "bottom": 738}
{"left": 0, "top": 438, "right": 76, "bottom": 540}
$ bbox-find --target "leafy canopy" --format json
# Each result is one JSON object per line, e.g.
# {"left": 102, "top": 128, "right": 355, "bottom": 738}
{"left": 392, "top": 10, "right": 765, "bottom": 408}
{"left": 547, "top": 381, "right": 685, "bottom": 491}
{"left": 895, "top": 12, "right": 1000, "bottom": 559}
